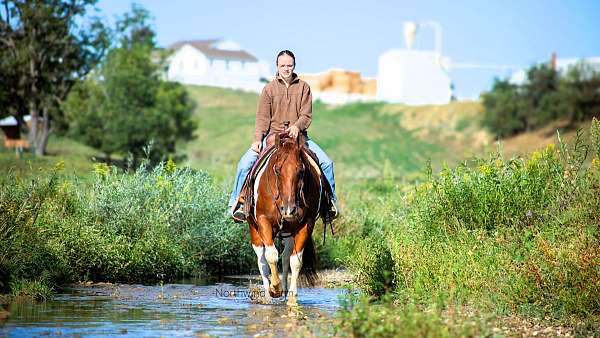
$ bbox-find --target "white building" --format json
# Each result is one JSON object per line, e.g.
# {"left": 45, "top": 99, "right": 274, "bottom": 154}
{"left": 377, "top": 22, "right": 452, "bottom": 105}
{"left": 377, "top": 49, "right": 452, "bottom": 105}
{"left": 166, "top": 39, "right": 270, "bottom": 92}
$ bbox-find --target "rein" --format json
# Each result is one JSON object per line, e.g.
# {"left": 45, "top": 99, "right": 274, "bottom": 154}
{"left": 266, "top": 142, "right": 307, "bottom": 230}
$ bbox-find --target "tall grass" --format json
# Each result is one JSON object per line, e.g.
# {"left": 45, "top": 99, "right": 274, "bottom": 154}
{"left": 339, "top": 120, "right": 600, "bottom": 332}
{"left": 0, "top": 159, "right": 254, "bottom": 298}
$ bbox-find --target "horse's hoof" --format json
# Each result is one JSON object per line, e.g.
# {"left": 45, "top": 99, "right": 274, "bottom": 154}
{"left": 269, "top": 289, "right": 283, "bottom": 298}
{"left": 286, "top": 296, "right": 298, "bottom": 307}
{"left": 269, "top": 285, "right": 283, "bottom": 298}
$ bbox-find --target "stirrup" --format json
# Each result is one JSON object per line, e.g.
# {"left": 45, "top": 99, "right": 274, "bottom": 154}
{"left": 325, "top": 200, "right": 339, "bottom": 223}
{"left": 231, "top": 203, "right": 246, "bottom": 223}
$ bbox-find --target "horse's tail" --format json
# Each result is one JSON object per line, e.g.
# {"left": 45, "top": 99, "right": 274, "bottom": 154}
{"left": 299, "top": 235, "right": 319, "bottom": 287}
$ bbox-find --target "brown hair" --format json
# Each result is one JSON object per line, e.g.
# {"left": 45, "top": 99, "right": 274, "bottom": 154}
{"left": 276, "top": 50, "right": 295, "bottom": 66}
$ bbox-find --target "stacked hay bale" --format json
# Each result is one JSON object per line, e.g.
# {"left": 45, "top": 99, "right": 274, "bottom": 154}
{"left": 300, "top": 70, "right": 376, "bottom": 96}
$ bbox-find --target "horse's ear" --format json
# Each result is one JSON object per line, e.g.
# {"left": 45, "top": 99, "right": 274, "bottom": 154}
{"left": 275, "top": 133, "right": 280, "bottom": 148}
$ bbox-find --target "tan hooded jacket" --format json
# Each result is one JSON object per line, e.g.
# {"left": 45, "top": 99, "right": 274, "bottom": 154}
{"left": 254, "top": 73, "right": 312, "bottom": 142}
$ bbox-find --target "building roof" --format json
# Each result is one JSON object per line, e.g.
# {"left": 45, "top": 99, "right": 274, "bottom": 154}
{"left": 168, "top": 39, "right": 258, "bottom": 62}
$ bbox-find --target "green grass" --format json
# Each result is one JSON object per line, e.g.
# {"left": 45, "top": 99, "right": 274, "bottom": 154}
{"left": 1, "top": 160, "right": 254, "bottom": 299}
{"left": 0, "top": 134, "right": 99, "bottom": 181}
{"left": 339, "top": 122, "right": 600, "bottom": 335}
{"left": 184, "top": 86, "right": 447, "bottom": 184}
{"left": 2, "top": 86, "right": 598, "bottom": 335}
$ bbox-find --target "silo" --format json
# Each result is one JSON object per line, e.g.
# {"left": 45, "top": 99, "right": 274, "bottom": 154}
{"left": 377, "top": 49, "right": 452, "bottom": 105}
{"left": 377, "top": 21, "right": 452, "bottom": 105}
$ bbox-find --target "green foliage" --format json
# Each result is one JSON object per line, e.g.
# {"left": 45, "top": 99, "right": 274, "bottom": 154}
{"left": 0, "top": 167, "right": 70, "bottom": 296}
{"left": 0, "top": 160, "right": 254, "bottom": 297}
{"left": 47, "top": 162, "right": 253, "bottom": 282}
{"left": 335, "top": 295, "right": 491, "bottom": 338}
{"left": 9, "top": 278, "right": 53, "bottom": 301}
{"left": 482, "top": 61, "right": 600, "bottom": 137}
{"left": 481, "top": 80, "right": 526, "bottom": 137}
{"left": 422, "top": 147, "right": 562, "bottom": 233}
{"left": 345, "top": 124, "right": 600, "bottom": 323}
{"left": 0, "top": 0, "right": 109, "bottom": 154}
{"left": 63, "top": 4, "right": 195, "bottom": 163}
{"left": 590, "top": 117, "right": 600, "bottom": 160}
{"left": 346, "top": 229, "right": 395, "bottom": 297}
{"left": 560, "top": 62, "right": 600, "bottom": 123}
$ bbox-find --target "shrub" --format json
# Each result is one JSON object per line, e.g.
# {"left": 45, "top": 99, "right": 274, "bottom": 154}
{"left": 51, "top": 161, "right": 255, "bottom": 282}
{"left": 345, "top": 122, "right": 600, "bottom": 321}
{"left": 335, "top": 295, "right": 491, "bottom": 338}
{"left": 0, "top": 166, "right": 69, "bottom": 298}
{"left": 0, "top": 159, "right": 256, "bottom": 297}
{"left": 482, "top": 61, "right": 600, "bottom": 137}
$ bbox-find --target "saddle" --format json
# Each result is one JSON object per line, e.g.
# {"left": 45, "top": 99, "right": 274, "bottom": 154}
{"left": 238, "top": 132, "right": 335, "bottom": 225}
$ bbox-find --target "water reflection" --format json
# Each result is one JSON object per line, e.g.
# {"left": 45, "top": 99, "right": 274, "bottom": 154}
{"left": 0, "top": 277, "right": 346, "bottom": 337}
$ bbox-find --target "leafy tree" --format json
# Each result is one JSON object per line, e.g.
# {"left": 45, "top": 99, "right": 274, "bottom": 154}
{"left": 481, "top": 79, "right": 527, "bottom": 137}
{"left": 482, "top": 60, "right": 600, "bottom": 137}
{"left": 0, "top": 0, "right": 109, "bottom": 155}
{"left": 560, "top": 61, "right": 600, "bottom": 123}
{"left": 64, "top": 5, "right": 196, "bottom": 164}
{"left": 523, "top": 64, "right": 559, "bottom": 129}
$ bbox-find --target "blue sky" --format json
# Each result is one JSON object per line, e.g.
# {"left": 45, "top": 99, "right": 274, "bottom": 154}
{"left": 95, "top": 0, "right": 600, "bottom": 99}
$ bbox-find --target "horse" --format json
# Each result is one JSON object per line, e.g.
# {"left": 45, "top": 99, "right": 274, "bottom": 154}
{"left": 247, "top": 132, "right": 322, "bottom": 306}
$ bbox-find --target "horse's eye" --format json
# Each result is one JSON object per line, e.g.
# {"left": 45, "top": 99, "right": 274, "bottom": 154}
{"left": 274, "top": 167, "right": 281, "bottom": 175}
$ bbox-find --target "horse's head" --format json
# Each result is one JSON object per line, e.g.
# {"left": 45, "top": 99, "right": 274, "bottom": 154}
{"left": 272, "top": 134, "right": 306, "bottom": 222}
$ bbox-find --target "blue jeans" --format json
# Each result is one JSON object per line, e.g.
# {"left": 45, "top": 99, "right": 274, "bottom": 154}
{"left": 228, "top": 137, "right": 337, "bottom": 207}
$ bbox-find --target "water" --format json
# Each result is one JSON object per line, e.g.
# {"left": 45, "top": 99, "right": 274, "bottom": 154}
{"left": 0, "top": 278, "right": 347, "bottom": 337}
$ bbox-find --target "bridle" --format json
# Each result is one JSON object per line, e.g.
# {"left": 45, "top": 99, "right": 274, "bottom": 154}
{"left": 267, "top": 142, "right": 307, "bottom": 230}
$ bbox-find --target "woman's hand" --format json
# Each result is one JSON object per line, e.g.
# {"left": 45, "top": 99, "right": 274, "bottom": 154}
{"left": 285, "top": 125, "right": 300, "bottom": 139}
{"left": 251, "top": 141, "right": 262, "bottom": 153}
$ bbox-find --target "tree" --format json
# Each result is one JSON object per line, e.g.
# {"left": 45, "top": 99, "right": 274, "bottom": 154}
{"left": 482, "top": 79, "right": 527, "bottom": 138}
{"left": 64, "top": 5, "right": 196, "bottom": 164}
{"left": 482, "top": 60, "right": 600, "bottom": 137}
{"left": 560, "top": 61, "right": 600, "bottom": 123}
{"left": 0, "top": 0, "right": 109, "bottom": 155}
{"left": 523, "top": 64, "right": 559, "bottom": 129}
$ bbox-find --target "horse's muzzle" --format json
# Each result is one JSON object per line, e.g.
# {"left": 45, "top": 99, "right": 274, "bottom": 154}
{"left": 280, "top": 204, "right": 298, "bottom": 221}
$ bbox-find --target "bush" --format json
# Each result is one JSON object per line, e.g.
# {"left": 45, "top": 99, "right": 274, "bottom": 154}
{"left": 0, "top": 166, "right": 70, "bottom": 298}
{"left": 50, "top": 160, "right": 255, "bottom": 282}
{"left": 335, "top": 295, "right": 491, "bottom": 338}
{"left": 0, "top": 159, "right": 256, "bottom": 297}
{"left": 482, "top": 61, "right": 600, "bottom": 137}
{"left": 345, "top": 122, "right": 600, "bottom": 322}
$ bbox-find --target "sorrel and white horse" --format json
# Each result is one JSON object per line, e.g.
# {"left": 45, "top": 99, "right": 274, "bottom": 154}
{"left": 247, "top": 133, "right": 322, "bottom": 306}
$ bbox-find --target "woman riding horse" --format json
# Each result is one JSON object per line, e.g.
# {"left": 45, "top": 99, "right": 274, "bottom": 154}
{"left": 227, "top": 50, "right": 339, "bottom": 304}
{"left": 228, "top": 50, "right": 338, "bottom": 222}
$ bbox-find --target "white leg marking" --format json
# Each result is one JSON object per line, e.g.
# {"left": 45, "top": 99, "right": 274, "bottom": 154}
{"left": 264, "top": 245, "right": 278, "bottom": 265}
{"left": 265, "top": 245, "right": 281, "bottom": 297}
{"left": 281, "top": 235, "right": 294, "bottom": 298}
{"left": 288, "top": 249, "right": 304, "bottom": 301}
{"left": 252, "top": 245, "right": 270, "bottom": 300}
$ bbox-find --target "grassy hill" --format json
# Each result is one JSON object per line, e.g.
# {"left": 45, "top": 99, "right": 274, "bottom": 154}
{"left": 184, "top": 85, "right": 487, "bottom": 184}
{"left": 1, "top": 84, "right": 590, "bottom": 184}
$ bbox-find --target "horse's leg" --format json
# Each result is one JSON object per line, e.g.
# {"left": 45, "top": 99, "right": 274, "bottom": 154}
{"left": 257, "top": 216, "right": 282, "bottom": 298}
{"left": 287, "top": 225, "right": 310, "bottom": 306}
{"left": 249, "top": 222, "right": 271, "bottom": 302}
{"left": 281, "top": 233, "right": 294, "bottom": 299}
